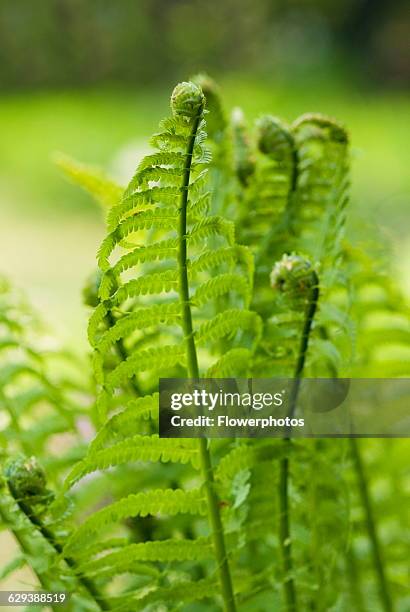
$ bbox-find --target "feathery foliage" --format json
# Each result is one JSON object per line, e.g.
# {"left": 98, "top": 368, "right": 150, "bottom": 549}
{"left": 1, "top": 77, "right": 408, "bottom": 612}
{"left": 58, "top": 81, "right": 261, "bottom": 611}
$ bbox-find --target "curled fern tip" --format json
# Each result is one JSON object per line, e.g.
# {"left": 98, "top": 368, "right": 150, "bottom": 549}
{"left": 4, "top": 456, "right": 49, "bottom": 502}
{"left": 171, "top": 81, "right": 205, "bottom": 117}
{"left": 257, "top": 115, "right": 294, "bottom": 155}
{"left": 292, "top": 113, "right": 349, "bottom": 144}
{"left": 270, "top": 254, "right": 318, "bottom": 298}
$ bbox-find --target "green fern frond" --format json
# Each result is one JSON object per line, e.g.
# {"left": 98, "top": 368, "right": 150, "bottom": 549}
{"left": 192, "top": 273, "right": 250, "bottom": 307}
{"left": 109, "top": 576, "right": 219, "bottom": 611}
{"left": 101, "top": 344, "right": 186, "bottom": 390}
{"left": 0, "top": 279, "right": 86, "bottom": 468}
{"left": 78, "top": 536, "right": 213, "bottom": 575}
{"left": 290, "top": 113, "right": 349, "bottom": 259}
{"left": 107, "top": 186, "right": 180, "bottom": 230}
{"left": 215, "top": 442, "right": 290, "bottom": 486}
{"left": 103, "top": 238, "right": 178, "bottom": 286}
{"left": 64, "top": 436, "right": 200, "bottom": 489}
{"left": 89, "top": 393, "right": 159, "bottom": 452}
{"left": 189, "top": 245, "right": 252, "bottom": 282}
{"left": 196, "top": 309, "right": 262, "bottom": 347}
{"left": 61, "top": 80, "right": 261, "bottom": 611}
{"left": 111, "top": 269, "right": 179, "bottom": 302}
{"left": 238, "top": 116, "right": 296, "bottom": 256}
{"left": 55, "top": 152, "right": 123, "bottom": 209}
{"left": 98, "top": 209, "right": 179, "bottom": 270}
{"left": 188, "top": 215, "right": 235, "bottom": 245}
{"left": 206, "top": 348, "right": 252, "bottom": 377}
{"left": 93, "top": 303, "right": 181, "bottom": 353}
{"left": 64, "top": 489, "right": 207, "bottom": 553}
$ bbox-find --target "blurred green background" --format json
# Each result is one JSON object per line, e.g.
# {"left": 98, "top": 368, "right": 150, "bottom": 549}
{"left": 0, "top": 0, "right": 409, "bottom": 349}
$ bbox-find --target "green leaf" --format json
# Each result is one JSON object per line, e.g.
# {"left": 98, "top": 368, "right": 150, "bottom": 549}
{"left": 107, "top": 186, "right": 180, "bottom": 230}
{"left": 94, "top": 303, "right": 181, "bottom": 354}
{"left": 188, "top": 216, "right": 235, "bottom": 246}
{"left": 55, "top": 153, "right": 123, "bottom": 209}
{"left": 192, "top": 273, "right": 250, "bottom": 307}
{"left": 98, "top": 208, "right": 178, "bottom": 270}
{"left": 206, "top": 348, "right": 252, "bottom": 377}
{"left": 90, "top": 394, "right": 159, "bottom": 452}
{"left": 196, "top": 309, "right": 262, "bottom": 346}
{"left": 103, "top": 344, "right": 186, "bottom": 390}
{"left": 64, "top": 436, "right": 200, "bottom": 488}
{"left": 64, "top": 489, "right": 206, "bottom": 553}
{"left": 78, "top": 537, "right": 212, "bottom": 575}
{"left": 216, "top": 442, "right": 289, "bottom": 485}
{"left": 111, "top": 269, "right": 179, "bottom": 303}
{"left": 100, "top": 239, "right": 179, "bottom": 297}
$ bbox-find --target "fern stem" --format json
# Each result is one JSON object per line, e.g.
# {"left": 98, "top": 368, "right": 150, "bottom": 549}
{"left": 278, "top": 452, "right": 296, "bottom": 612}
{"left": 349, "top": 438, "right": 393, "bottom": 612}
{"left": 105, "top": 310, "right": 141, "bottom": 396}
{"left": 11, "top": 495, "right": 110, "bottom": 611}
{"left": 0, "top": 501, "right": 60, "bottom": 612}
{"left": 177, "top": 103, "right": 236, "bottom": 612}
{"left": 288, "top": 282, "right": 320, "bottom": 416}
{"left": 198, "top": 438, "right": 237, "bottom": 611}
{"left": 279, "top": 280, "right": 319, "bottom": 612}
{"left": 177, "top": 118, "right": 200, "bottom": 379}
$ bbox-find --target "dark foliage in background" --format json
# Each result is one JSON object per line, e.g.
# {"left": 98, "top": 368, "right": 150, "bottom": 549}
{"left": 0, "top": 0, "right": 409, "bottom": 90}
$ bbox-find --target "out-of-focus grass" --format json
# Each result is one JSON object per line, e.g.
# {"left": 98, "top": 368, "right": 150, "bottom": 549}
{"left": 0, "top": 80, "right": 409, "bottom": 348}
{"left": 0, "top": 88, "right": 166, "bottom": 216}
{"left": 0, "top": 89, "right": 165, "bottom": 349}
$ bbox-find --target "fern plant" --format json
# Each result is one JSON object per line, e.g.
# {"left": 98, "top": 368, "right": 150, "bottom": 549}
{"left": 229, "top": 109, "right": 355, "bottom": 612}
{"left": 0, "top": 279, "right": 105, "bottom": 610}
{"left": 58, "top": 81, "right": 262, "bottom": 611}
{"left": 1, "top": 76, "right": 408, "bottom": 612}
{"left": 232, "top": 107, "right": 401, "bottom": 612}
{"left": 55, "top": 153, "right": 124, "bottom": 211}
{"left": 0, "top": 277, "right": 88, "bottom": 471}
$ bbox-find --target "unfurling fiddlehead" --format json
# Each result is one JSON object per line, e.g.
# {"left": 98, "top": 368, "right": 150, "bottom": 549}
{"left": 173, "top": 82, "right": 236, "bottom": 611}
{"left": 238, "top": 115, "right": 295, "bottom": 249}
{"left": 5, "top": 456, "right": 53, "bottom": 507}
{"left": 3, "top": 456, "right": 109, "bottom": 610}
{"left": 1, "top": 74, "right": 406, "bottom": 612}
{"left": 270, "top": 254, "right": 320, "bottom": 612}
{"left": 271, "top": 255, "right": 320, "bottom": 414}
{"left": 61, "top": 81, "right": 261, "bottom": 611}
{"left": 237, "top": 115, "right": 297, "bottom": 321}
